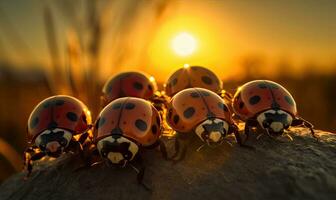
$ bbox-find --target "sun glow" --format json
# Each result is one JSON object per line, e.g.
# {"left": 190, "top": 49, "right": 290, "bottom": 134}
{"left": 171, "top": 32, "right": 197, "bottom": 57}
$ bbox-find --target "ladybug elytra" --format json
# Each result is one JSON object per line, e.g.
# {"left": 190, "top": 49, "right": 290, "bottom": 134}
{"left": 101, "top": 71, "right": 158, "bottom": 107}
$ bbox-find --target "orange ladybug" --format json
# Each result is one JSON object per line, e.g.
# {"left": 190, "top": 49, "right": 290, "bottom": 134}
{"left": 101, "top": 71, "right": 158, "bottom": 107}
{"left": 164, "top": 66, "right": 222, "bottom": 97}
{"left": 166, "top": 88, "right": 250, "bottom": 162}
{"left": 91, "top": 97, "right": 167, "bottom": 189}
{"left": 232, "top": 80, "right": 315, "bottom": 141}
{"left": 25, "top": 95, "right": 92, "bottom": 176}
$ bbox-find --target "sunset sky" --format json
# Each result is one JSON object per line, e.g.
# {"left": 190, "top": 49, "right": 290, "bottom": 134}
{"left": 0, "top": 0, "right": 335, "bottom": 81}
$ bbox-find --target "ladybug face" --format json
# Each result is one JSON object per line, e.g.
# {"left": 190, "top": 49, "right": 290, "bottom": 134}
{"left": 97, "top": 135, "right": 139, "bottom": 165}
{"left": 165, "top": 66, "right": 222, "bottom": 97}
{"left": 101, "top": 71, "right": 157, "bottom": 106}
{"left": 256, "top": 109, "right": 293, "bottom": 136}
{"left": 195, "top": 118, "right": 229, "bottom": 145}
{"left": 35, "top": 128, "right": 73, "bottom": 157}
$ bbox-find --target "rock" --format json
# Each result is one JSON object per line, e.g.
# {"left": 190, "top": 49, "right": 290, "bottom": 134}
{"left": 0, "top": 128, "right": 335, "bottom": 200}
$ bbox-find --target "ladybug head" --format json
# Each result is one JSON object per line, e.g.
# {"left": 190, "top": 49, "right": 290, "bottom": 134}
{"left": 97, "top": 135, "right": 139, "bottom": 166}
{"left": 257, "top": 109, "right": 293, "bottom": 136}
{"left": 195, "top": 118, "right": 229, "bottom": 145}
{"left": 35, "top": 128, "right": 73, "bottom": 157}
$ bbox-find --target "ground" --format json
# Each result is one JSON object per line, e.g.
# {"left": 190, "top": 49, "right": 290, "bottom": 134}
{"left": 0, "top": 128, "right": 335, "bottom": 200}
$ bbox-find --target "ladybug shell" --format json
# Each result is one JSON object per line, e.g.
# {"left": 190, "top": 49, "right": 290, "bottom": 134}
{"left": 27, "top": 95, "right": 92, "bottom": 142}
{"left": 232, "top": 80, "right": 297, "bottom": 120}
{"left": 102, "top": 71, "right": 157, "bottom": 104}
{"left": 94, "top": 97, "right": 161, "bottom": 146}
{"left": 166, "top": 88, "right": 232, "bottom": 133}
{"left": 164, "top": 66, "right": 222, "bottom": 97}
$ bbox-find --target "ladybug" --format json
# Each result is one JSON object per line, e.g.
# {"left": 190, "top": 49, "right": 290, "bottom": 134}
{"left": 232, "top": 80, "right": 316, "bottom": 141}
{"left": 166, "top": 88, "right": 251, "bottom": 162}
{"left": 101, "top": 71, "right": 159, "bottom": 107}
{"left": 25, "top": 95, "right": 92, "bottom": 177}
{"left": 90, "top": 97, "right": 167, "bottom": 189}
{"left": 164, "top": 65, "right": 223, "bottom": 97}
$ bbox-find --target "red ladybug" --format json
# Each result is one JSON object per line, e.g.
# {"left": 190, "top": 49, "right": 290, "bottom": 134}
{"left": 166, "top": 88, "right": 250, "bottom": 162}
{"left": 164, "top": 65, "right": 223, "bottom": 97}
{"left": 101, "top": 71, "right": 158, "bottom": 107}
{"left": 91, "top": 97, "right": 167, "bottom": 189}
{"left": 232, "top": 80, "right": 315, "bottom": 140}
{"left": 25, "top": 95, "right": 92, "bottom": 176}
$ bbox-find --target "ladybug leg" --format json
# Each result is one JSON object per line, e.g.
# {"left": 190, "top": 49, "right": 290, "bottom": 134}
{"left": 78, "top": 131, "right": 89, "bottom": 145}
{"left": 171, "top": 133, "right": 189, "bottom": 164}
{"left": 244, "top": 119, "right": 259, "bottom": 143}
{"left": 231, "top": 124, "right": 255, "bottom": 150}
{"left": 130, "top": 155, "right": 152, "bottom": 191}
{"left": 292, "top": 117, "right": 317, "bottom": 139}
{"left": 158, "top": 139, "right": 168, "bottom": 160}
{"left": 24, "top": 147, "right": 46, "bottom": 178}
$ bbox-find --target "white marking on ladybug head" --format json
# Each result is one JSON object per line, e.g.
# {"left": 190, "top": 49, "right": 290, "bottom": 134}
{"left": 108, "top": 152, "right": 124, "bottom": 163}
{"left": 209, "top": 131, "right": 222, "bottom": 142}
{"left": 270, "top": 122, "right": 283, "bottom": 132}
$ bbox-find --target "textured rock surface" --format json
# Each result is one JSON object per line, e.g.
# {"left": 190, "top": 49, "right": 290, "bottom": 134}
{"left": 0, "top": 128, "right": 335, "bottom": 200}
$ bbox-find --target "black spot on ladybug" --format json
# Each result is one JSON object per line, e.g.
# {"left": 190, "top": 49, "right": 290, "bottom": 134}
{"left": 151, "top": 125, "right": 157, "bottom": 134}
{"left": 125, "top": 103, "right": 135, "bottom": 110}
{"left": 107, "top": 84, "right": 113, "bottom": 93}
{"left": 249, "top": 95, "right": 261, "bottom": 105}
{"left": 43, "top": 102, "right": 51, "bottom": 108}
{"left": 67, "top": 112, "right": 78, "bottom": 122}
{"left": 218, "top": 102, "right": 228, "bottom": 112}
{"left": 269, "top": 83, "right": 279, "bottom": 89}
{"left": 258, "top": 83, "right": 267, "bottom": 89}
{"left": 55, "top": 100, "right": 65, "bottom": 106}
{"left": 184, "top": 107, "right": 195, "bottom": 118}
{"left": 135, "top": 119, "right": 147, "bottom": 131}
{"left": 171, "top": 78, "right": 178, "bottom": 86}
{"left": 207, "top": 112, "right": 215, "bottom": 118}
{"left": 148, "top": 85, "right": 153, "bottom": 91}
{"left": 173, "top": 115, "right": 180, "bottom": 124}
{"left": 239, "top": 102, "right": 245, "bottom": 109}
{"left": 31, "top": 117, "right": 39, "bottom": 128}
{"left": 133, "top": 82, "right": 143, "bottom": 90}
{"left": 201, "top": 91, "right": 210, "bottom": 96}
{"left": 97, "top": 117, "right": 106, "bottom": 128}
{"left": 156, "top": 116, "right": 160, "bottom": 124}
{"left": 112, "top": 103, "right": 122, "bottom": 109}
{"left": 190, "top": 92, "right": 200, "bottom": 98}
{"left": 285, "top": 96, "right": 294, "bottom": 106}
{"left": 201, "top": 76, "right": 212, "bottom": 85}
{"left": 48, "top": 121, "right": 58, "bottom": 129}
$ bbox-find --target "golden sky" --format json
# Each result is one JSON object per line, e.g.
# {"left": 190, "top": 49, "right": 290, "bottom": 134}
{"left": 0, "top": 0, "right": 335, "bottom": 81}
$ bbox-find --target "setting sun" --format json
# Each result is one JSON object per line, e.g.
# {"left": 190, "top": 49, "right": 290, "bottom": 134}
{"left": 171, "top": 32, "right": 197, "bottom": 57}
